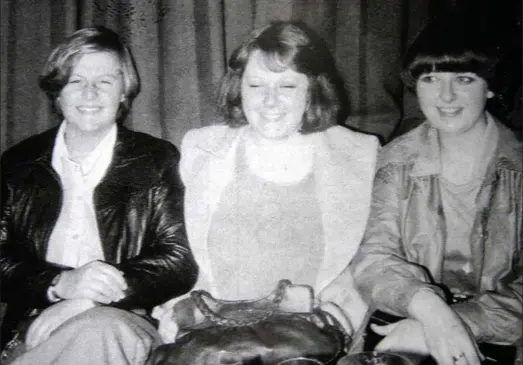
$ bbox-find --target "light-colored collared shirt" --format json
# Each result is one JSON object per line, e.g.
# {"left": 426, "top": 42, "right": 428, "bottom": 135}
{"left": 46, "top": 122, "right": 117, "bottom": 268}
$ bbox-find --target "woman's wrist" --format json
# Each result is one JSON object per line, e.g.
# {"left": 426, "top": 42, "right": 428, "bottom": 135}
{"left": 408, "top": 287, "right": 449, "bottom": 322}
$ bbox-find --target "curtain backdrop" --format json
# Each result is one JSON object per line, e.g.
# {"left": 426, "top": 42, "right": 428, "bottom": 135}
{"left": 6, "top": 0, "right": 520, "bottom": 155}
{"left": 1, "top": 0, "right": 437, "bottom": 152}
{"left": 2, "top": 1, "right": 520, "bottom": 152}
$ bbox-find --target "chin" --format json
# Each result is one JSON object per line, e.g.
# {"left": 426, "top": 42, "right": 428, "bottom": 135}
{"left": 262, "top": 131, "right": 294, "bottom": 140}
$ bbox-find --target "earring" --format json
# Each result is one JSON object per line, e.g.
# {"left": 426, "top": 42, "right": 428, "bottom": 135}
{"left": 487, "top": 91, "right": 494, "bottom": 99}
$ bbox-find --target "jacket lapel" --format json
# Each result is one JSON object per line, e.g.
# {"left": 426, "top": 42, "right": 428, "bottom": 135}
{"left": 184, "top": 127, "right": 244, "bottom": 289}
{"left": 186, "top": 126, "right": 377, "bottom": 298}
{"left": 313, "top": 127, "right": 376, "bottom": 292}
{"left": 94, "top": 126, "right": 154, "bottom": 261}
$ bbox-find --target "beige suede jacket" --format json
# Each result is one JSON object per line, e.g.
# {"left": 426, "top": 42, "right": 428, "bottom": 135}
{"left": 154, "top": 124, "right": 379, "bottom": 342}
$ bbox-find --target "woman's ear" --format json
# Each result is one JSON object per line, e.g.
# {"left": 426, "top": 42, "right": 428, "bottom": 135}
{"left": 487, "top": 90, "right": 494, "bottom": 99}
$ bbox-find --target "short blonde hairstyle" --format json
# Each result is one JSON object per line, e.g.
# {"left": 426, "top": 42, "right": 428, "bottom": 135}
{"left": 39, "top": 26, "right": 140, "bottom": 123}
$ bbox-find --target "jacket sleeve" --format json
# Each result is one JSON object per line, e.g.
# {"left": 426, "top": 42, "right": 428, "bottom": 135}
{"left": 0, "top": 154, "right": 66, "bottom": 311}
{"left": 351, "top": 163, "right": 446, "bottom": 317}
{"left": 452, "top": 267, "right": 522, "bottom": 345}
{"left": 352, "top": 163, "right": 523, "bottom": 345}
{"left": 451, "top": 175, "right": 522, "bottom": 345}
{"left": 113, "top": 145, "right": 198, "bottom": 310}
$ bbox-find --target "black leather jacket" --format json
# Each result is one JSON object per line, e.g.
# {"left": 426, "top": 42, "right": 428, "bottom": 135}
{"left": 0, "top": 125, "right": 198, "bottom": 345}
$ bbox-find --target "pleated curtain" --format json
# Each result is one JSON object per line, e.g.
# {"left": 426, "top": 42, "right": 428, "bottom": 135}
{"left": 1, "top": 0, "right": 432, "bottom": 152}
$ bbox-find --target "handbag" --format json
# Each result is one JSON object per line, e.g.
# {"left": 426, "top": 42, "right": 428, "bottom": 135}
{"left": 0, "top": 316, "right": 33, "bottom": 365}
{"left": 148, "top": 280, "right": 350, "bottom": 365}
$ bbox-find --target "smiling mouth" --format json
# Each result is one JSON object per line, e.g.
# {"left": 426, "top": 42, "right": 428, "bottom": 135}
{"left": 437, "top": 107, "right": 462, "bottom": 117}
{"left": 261, "top": 113, "right": 284, "bottom": 121}
{"left": 77, "top": 106, "right": 103, "bottom": 113}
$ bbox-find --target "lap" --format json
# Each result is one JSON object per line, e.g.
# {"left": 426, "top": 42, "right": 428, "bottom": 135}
{"left": 363, "top": 311, "right": 518, "bottom": 365}
{"left": 60, "top": 306, "right": 155, "bottom": 329}
{"left": 2, "top": 307, "right": 161, "bottom": 365}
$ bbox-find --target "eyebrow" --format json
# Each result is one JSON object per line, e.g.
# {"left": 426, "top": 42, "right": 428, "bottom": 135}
{"left": 70, "top": 72, "right": 121, "bottom": 79}
{"left": 243, "top": 75, "right": 301, "bottom": 81}
{"left": 100, "top": 74, "right": 121, "bottom": 79}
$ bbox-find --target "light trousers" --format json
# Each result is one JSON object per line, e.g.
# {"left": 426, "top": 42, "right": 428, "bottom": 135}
{"left": 10, "top": 307, "right": 161, "bottom": 365}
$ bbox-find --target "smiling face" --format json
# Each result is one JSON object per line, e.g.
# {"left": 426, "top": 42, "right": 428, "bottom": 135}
{"left": 416, "top": 72, "right": 493, "bottom": 135}
{"left": 241, "top": 50, "right": 309, "bottom": 140}
{"left": 58, "top": 51, "right": 124, "bottom": 136}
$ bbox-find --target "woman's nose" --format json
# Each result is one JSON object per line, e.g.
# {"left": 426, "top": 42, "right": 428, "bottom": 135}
{"left": 263, "top": 87, "right": 278, "bottom": 107}
{"left": 439, "top": 80, "right": 456, "bottom": 103}
{"left": 82, "top": 84, "right": 98, "bottom": 99}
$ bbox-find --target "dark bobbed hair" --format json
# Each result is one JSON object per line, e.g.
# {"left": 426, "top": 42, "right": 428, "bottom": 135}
{"left": 401, "top": 13, "right": 501, "bottom": 94}
{"left": 217, "top": 21, "right": 348, "bottom": 133}
{"left": 39, "top": 26, "right": 140, "bottom": 124}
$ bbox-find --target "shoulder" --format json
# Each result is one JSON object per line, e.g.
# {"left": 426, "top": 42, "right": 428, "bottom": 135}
{"left": 118, "top": 127, "right": 179, "bottom": 161}
{"left": 181, "top": 125, "right": 232, "bottom": 150}
{"left": 322, "top": 125, "right": 380, "bottom": 158}
{"left": 1, "top": 127, "right": 58, "bottom": 172}
{"left": 376, "top": 122, "right": 429, "bottom": 169}
{"left": 495, "top": 122, "right": 522, "bottom": 172}
{"left": 114, "top": 128, "right": 181, "bottom": 186}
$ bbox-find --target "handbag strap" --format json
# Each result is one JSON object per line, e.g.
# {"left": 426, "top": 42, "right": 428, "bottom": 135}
{"left": 190, "top": 279, "right": 291, "bottom": 327}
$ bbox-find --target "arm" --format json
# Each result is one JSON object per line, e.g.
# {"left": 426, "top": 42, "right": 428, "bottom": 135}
{"left": 351, "top": 164, "right": 481, "bottom": 365}
{"left": 353, "top": 159, "right": 522, "bottom": 347}
{"left": 351, "top": 163, "right": 446, "bottom": 317}
{"left": 0, "top": 155, "right": 67, "bottom": 310}
{"left": 451, "top": 226, "right": 522, "bottom": 344}
{"left": 112, "top": 145, "right": 198, "bottom": 310}
{"left": 451, "top": 164, "right": 523, "bottom": 344}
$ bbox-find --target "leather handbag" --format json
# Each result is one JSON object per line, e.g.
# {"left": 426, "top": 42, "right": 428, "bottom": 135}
{"left": 148, "top": 280, "right": 350, "bottom": 365}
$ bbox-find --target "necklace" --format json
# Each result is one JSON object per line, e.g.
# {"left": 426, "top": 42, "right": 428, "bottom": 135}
{"left": 244, "top": 136, "right": 314, "bottom": 184}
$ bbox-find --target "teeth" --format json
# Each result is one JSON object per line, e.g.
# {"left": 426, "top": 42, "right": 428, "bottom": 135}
{"left": 438, "top": 107, "right": 460, "bottom": 113}
{"left": 262, "top": 114, "right": 283, "bottom": 120}
{"left": 78, "top": 106, "right": 101, "bottom": 112}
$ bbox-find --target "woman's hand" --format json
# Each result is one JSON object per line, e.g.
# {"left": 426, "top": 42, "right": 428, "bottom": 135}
{"left": 408, "top": 289, "right": 482, "bottom": 365}
{"left": 55, "top": 261, "right": 127, "bottom": 304}
{"left": 373, "top": 318, "right": 429, "bottom": 354}
{"left": 25, "top": 299, "right": 96, "bottom": 349}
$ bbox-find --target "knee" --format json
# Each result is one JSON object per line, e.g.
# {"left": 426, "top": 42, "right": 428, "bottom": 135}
{"left": 76, "top": 307, "right": 132, "bottom": 326}
{"left": 73, "top": 307, "right": 160, "bottom": 361}
{"left": 75, "top": 307, "right": 159, "bottom": 344}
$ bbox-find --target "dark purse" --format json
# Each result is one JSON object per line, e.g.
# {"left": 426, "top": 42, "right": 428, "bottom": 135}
{"left": 0, "top": 316, "right": 34, "bottom": 365}
{"left": 148, "top": 280, "right": 350, "bottom": 365}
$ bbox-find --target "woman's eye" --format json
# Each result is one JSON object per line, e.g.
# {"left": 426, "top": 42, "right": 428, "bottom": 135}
{"left": 98, "top": 79, "right": 113, "bottom": 85}
{"left": 280, "top": 84, "right": 296, "bottom": 89}
{"left": 248, "top": 84, "right": 261, "bottom": 88}
{"left": 456, "top": 76, "right": 474, "bottom": 84}
{"left": 419, "top": 75, "right": 436, "bottom": 83}
{"left": 68, "top": 79, "right": 82, "bottom": 84}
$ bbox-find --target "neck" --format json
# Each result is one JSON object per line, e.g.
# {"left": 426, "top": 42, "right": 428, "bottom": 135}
{"left": 438, "top": 113, "right": 488, "bottom": 184}
{"left": 64, "top": 123, "right": 113, "bottom": 162}
{"left": 439, "top": 114, "right": 488, "bottom": 157}
{"left": 245, "top": 128, "right": 304, "bottom": 150}
{"left": 243, "top": 128, "right": 314, "bottom": 183}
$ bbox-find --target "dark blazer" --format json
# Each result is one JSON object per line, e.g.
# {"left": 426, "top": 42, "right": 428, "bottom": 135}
{"left": 0, "top": 125, "right": 198, "bottom": 346}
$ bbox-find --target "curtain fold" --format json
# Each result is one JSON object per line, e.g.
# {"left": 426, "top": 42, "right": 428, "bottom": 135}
{"left": 2, "top": 0, "right": 432, "bottom": 152}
